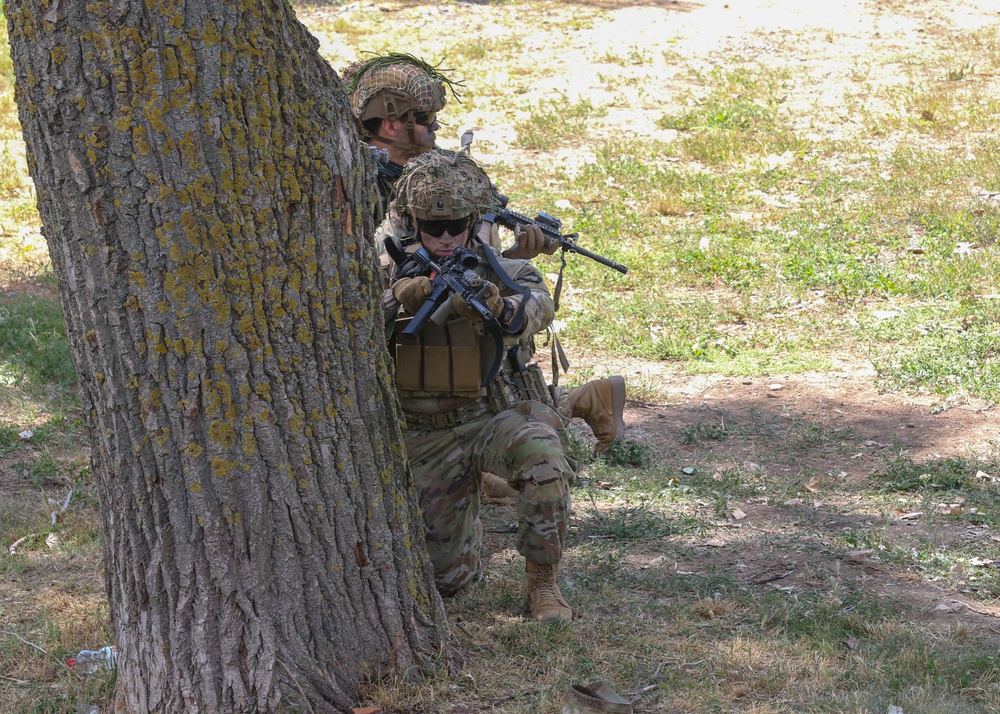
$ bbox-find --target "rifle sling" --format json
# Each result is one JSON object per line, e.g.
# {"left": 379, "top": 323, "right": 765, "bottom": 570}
{"left": 481, "top": 319, "right": 505, "bottom": 387}
{"left": 474, "top": 237, "right": 530, "bottom": 335}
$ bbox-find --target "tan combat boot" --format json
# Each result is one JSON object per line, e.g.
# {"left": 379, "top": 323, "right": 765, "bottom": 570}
{"left": 482, "top": 472, "right": 519, "bottom": 505}
{"left": 526, "top": 560, "right": 573, "bottom": 623}
{"left": 569, "top": 376, "right": 626, "bottom": 453}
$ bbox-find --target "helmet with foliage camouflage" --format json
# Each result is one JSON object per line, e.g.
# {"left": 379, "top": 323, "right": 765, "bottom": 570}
{"left": 342, "top": 53, "right": 459, "bottom": 131}
{"left": 392, "top": 149, "right": 498, "bottom": 222}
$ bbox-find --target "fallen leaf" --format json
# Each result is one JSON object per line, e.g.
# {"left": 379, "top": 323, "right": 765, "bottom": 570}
{"left": 935, "top": 601, "right": 967, "bottom": 613}
{"left": 803, "top": 477, "right": 822, "bottom": 493}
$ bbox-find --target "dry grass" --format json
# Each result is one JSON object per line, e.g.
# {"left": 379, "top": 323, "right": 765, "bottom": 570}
{"left": 4, "top": 0, "right": 1000, "bottom": 712}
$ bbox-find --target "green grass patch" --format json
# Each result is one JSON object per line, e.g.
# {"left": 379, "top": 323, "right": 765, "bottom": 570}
{"left": 514, "top": 97, "right": 602, "bottom": 151}
{"left": 0, "top": 294, "right": 76, "bottom": 389}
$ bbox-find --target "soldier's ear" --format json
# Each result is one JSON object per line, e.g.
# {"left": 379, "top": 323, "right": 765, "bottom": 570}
{"left": 381, "top": 118, "right": 402, "bottom": 139}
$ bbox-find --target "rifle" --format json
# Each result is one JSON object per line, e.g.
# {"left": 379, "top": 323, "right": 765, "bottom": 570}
{"left": 398, "top": 246, "right": 505, "bottom": 386}
{"left": 400, "top": 246, "right": 496, "bottom": 337}
{"left": 370, "top": 146, "right": 404, "bottom": 181}
{"left": 485, "top": 194, "right": 629, "bottom": 275}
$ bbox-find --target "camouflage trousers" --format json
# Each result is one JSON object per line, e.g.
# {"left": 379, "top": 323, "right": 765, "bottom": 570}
{"left": 551, "top": 385, "right": 571, "bottom": 421}
{"left": 404, "top": 399, "right": 573, "bottom": 596}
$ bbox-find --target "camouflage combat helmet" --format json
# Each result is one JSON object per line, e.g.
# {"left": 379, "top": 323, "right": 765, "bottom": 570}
{"left": 392, "top": 149, "right": 498, "bottom": 223}
{"left": 342, "top": 53, "right": 460, "bottom": 143}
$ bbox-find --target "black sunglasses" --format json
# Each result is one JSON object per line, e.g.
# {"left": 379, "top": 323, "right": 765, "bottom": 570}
{"left": 414, "top": 112, "right": 438, "bottom": 127}
{"left": 419, "top": 218, "right": 470, "bottom": 238}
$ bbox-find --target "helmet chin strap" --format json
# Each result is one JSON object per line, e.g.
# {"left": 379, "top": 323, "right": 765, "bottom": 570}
{"left": 372, "top": 111, "right": 432, "bottom": 160}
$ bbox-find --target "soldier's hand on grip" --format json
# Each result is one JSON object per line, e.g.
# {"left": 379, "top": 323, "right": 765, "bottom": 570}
{"left": 504, "top": 224, "right": 556, "bottom": 260}
{"left": 393, "top": 276, "right": 433, "bottom": 314}
{"left": 452, "top": 281, "right": 503, "bottom": 321}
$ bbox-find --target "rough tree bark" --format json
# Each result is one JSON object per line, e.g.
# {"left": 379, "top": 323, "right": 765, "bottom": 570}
{"left": 5, "top": 1, "right": 450, "bottom": 711}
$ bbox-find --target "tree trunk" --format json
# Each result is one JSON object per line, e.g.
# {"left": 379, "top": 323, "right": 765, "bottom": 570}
{"left": 4, "top": 1, "right": 449, "bottom": 711}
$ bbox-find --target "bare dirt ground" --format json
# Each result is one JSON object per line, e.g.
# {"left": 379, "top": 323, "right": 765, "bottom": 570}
{"left": 476, "top": 0, "right": 1000, "bottom": 637}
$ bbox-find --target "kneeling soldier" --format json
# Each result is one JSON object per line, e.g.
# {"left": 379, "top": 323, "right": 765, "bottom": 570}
{"left": 384, "top": 150, "right": 574, "bottom": 622}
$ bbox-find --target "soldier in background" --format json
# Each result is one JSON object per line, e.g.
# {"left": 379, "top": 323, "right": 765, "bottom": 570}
{"left": 342, "top": 53, "right": 626, "bottom": 459}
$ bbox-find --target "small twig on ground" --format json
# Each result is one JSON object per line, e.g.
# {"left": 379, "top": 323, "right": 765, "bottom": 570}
{"left": 587, "top": 491, "right": 608, "bottom": 526}
{"left": 630, "top": 683, "right": 660, "bottom": 705}
{"left": 0, "top": 628, "right": 72, "bottom": 671}
{"left": 7, "top": 534, "right": 38, "bottom": 555}
{"left": 51, "top": 489, "right": 73, "bottom": 526}
{"left": 753, "top": 569, "right": 795, "bottom": 585}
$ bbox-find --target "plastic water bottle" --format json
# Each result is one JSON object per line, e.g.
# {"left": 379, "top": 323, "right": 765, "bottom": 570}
{"left": 68, "top": 645, "right": 117, "bottom": 674}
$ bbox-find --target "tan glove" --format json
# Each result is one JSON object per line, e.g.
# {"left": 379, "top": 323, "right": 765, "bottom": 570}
{"left": 452, "top": 281, "right": 503, "bottom": 321}
{"left": 392, "top": 276, "right": 433, "bottom": 314}
{"left": 503, "top": 224, "right": 557, "bottom": 260}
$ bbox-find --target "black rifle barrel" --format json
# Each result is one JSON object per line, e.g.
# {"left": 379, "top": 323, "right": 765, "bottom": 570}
{"left": 491, "top": 208, "right": 629, "bottom": 275}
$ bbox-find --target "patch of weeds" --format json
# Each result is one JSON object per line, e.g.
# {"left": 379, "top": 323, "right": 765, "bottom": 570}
{"left": 563, "top": 423, "right": 594, "bottom": 469}
{"left": 0, "top": 413, "right": 80, "bottom": 457}
{"left": 626, "top": 44, "right": 652, "bottom": 66}
{"left": 447, "top": 37, "right": 519, "bottom": 62}
{"left": 680, "top": 421, "right": 728, "bottom": 445}
{"left": 945, "top": 63, "right": 973, "bottom": 81}
{"left": 872, "top": 322, "right": 1000, "bottom": 404}
{"left": 0, "top": 147, "right": 26, "bottom": 195}
{"left": 681, "top": 462, "right": 770, "bottom": 510}
{"left": 601, "top": 439, "right": 651, "bottom": 467}
{"left": 573, "top": 503, "right": 693, "bottom": 541}
{"left": 514, "top": 97, "right": 601, "bottom": 151}
{"left": 872, "top": 454, "right": 977, "bottom": 493}
{"left": 656, "top": 66, "right": 805, "bottom": 164}
{"left": 0, "top": 294, "right": 76, "bottom": 389}
{"left": 13, "top": 451, "right": 62, "bottom": 486}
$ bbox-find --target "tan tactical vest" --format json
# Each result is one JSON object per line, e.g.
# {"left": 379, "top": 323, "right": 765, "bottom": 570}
{"left": 394, "top": 313, "right": 500, "bottom": 398}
